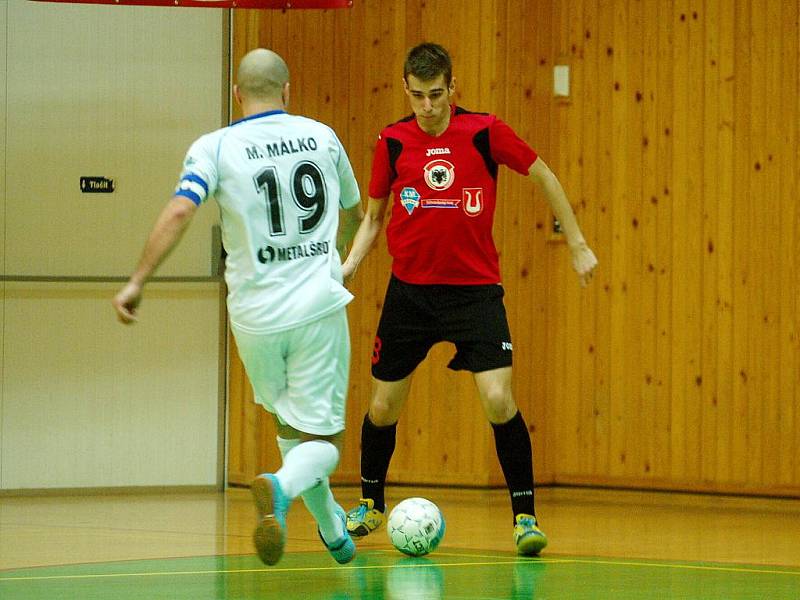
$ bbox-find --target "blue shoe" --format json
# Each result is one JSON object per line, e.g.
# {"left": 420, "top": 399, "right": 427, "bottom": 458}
{"left": 319, "top": 506, "right": 356, "bottom": 564}
{"left": 514, "top": 513, "right": 548, "bottom": 556}
{"left": 251, "top": 474, "right": 291, "bottom": 565}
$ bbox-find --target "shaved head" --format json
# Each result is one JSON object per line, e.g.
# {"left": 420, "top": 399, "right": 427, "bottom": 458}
{"left": 236, "top": 48, "right": 289, "bottom": 102}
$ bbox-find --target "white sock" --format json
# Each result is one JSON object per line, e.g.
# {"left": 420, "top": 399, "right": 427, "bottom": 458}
{"left": 302, "top": 477, "right": 345, "bottom": 544}
{"left": 273, "top": 437, "right": 344, "bottom": 543}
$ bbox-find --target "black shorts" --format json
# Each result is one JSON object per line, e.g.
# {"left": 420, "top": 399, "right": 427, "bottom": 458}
{"left": 371, "top": 275, "right": 513, "bottom": 382}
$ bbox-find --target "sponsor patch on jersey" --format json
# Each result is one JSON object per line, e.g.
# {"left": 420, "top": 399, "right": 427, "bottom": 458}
{"left": 400, "top": 187, "right": 421, "bottom": 215}
{"left": 423, "top": 159, "right": 455, "bottom": 191}
{"left": 425, "top": 147, "right": 451, "bottom": 157}
{"left": 257, "top": 241, "right": 330, "bottom": 264}
{"left": 421, "top": 199, "right": 461, "bottom": 208}
{"left": 463, "top": 187, "right": 484, "bottom": 217}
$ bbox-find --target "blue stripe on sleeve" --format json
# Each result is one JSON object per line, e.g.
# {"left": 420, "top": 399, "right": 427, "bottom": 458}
{"left": 182, "top": 173, "right": 209, "bottom": 194}
{"left": 176, "top": 188, "right": 203, "bottom": 206}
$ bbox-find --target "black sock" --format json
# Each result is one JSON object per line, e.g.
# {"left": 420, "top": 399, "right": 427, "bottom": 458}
{"left": 360, "top": 413, "right": 397, "bottom": 513}
{"left": 492, "top": 410, "right": 536, "bottom": 521}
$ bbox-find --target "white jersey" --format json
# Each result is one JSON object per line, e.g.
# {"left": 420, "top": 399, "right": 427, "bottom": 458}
{"left": 175, "top": 110, "right": 361, "bottom": 334}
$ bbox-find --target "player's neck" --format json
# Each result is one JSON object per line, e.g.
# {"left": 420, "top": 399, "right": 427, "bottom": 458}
{"left": 242, "top": 100, "right": 285, "bottom": 117}
{"left": 417, "top": 111, "right": 451, "bottom": 137}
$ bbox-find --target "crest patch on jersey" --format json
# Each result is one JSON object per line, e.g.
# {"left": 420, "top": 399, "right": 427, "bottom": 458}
{"left": 400, "top": 187, "right": 421, "bottom": 215}
{"left": 463, "top": 187, "right": 484, "bottom": 217}
{"left": 423, "top": 159, "right": 455, "bottom": 191}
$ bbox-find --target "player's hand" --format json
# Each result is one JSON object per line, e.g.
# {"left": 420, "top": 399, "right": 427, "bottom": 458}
{"left": 569, "top": 241, "right": 598, "bottom": 287}
{"left": 113, "top": 281, "right": 143, "bottom": 324}
{"left": 341, "top": 259, "right": 357, "bottom": 284}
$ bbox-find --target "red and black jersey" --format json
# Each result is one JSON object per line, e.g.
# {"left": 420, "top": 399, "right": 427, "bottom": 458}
{"left": 369, "top": 105, "right": 537, "bottom": 285}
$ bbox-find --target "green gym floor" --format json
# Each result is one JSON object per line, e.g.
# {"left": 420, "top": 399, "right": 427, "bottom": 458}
{"left": 1, "top": 550, "right": 798, "bottom": 599}
{"left": 2, "top": 486, "right": 799, "bottom": 599}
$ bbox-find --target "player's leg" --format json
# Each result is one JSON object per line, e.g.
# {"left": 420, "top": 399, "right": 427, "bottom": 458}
{"left": 272, "top": 309, "right": 354, "bottom": 563}
{"left": 474, "top": 366, "right": 547, "bottom": 555}
{"left": 347, "top": 375, "right": 413, "bottom": 537}
{"left": 348, "top": 276, "right": 436, "bottom": 537}
{"left": 231, "top": 326, "right": 292, "bottom": 565}
{"left": 272, "top": 424, "right": 355, "bottom": 564}
{"left": 473, "top": 367, "right": 537, "bottom": 516}
{"left": 443, "top": 283, "right": 547, "bottom": 555}
{"left": 364, "top": 376, "right": 414, "bottom": 506}
{"left": 236, "top": 310, "right": 354, "bottom": 564}
{"left": 251, "top": 422, "right": 343, "bottom": 565}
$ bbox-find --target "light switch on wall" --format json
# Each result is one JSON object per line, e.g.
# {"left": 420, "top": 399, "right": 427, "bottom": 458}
{"left": 554, "top": 65, "right": 570, "bottom": 97}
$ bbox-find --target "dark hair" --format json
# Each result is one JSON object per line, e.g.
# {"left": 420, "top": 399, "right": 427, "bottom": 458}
{"left": 403, "top": 43, "right": 452, "bottom": 86}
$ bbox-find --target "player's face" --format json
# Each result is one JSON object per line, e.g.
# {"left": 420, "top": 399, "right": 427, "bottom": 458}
{"left": 404, "top": 73, "right": 455, "bottom": 135}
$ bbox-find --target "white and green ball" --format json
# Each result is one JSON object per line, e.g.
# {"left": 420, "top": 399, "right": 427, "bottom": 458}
{"left": 387, "top": 497, "right": 446, "bottom": 557}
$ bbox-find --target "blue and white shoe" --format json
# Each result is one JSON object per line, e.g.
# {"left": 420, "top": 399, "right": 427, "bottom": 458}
{"left": 319, "top": 505, "right": 356, "bottom": 564}
{"left": 251, "top": 474, "right": 291, "bottom": 565}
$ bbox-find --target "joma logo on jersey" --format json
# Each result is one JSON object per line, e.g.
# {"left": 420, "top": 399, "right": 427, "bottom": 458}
{"left": 423, "top": 159, "right": 455, "bottom": 191}
{"left": 425, "top": 147, "right": 451, "bottom": 157}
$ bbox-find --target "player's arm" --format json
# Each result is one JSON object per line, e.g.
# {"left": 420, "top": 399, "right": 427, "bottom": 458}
{"left": 112, "top": 195, "right": 198, "bottom": 323}
{"left": 341, "top": 196, "right": 389, "bottom": 280}
{"left": 528, "top": 157, "right": 598, "bottom": 287}
{"left": 338, "top": 202, "right": 365, "bottom": 258}
{"left": 334, "top": 144, "right": 364, "bottom": 258}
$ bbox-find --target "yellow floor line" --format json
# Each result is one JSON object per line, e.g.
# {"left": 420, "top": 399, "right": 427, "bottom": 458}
{"left": 1, "top": 554, "right": 797, "bottom": 583}
{"left": 562, "top": 558, "right": 800, "bottom": 577}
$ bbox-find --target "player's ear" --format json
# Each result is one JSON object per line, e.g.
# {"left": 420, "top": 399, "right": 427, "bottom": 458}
{"left": 402, "top": 77, "right": 410, "bottom": 94}
{"left": 233, "top": 84, "right": 243, "bottom": 106}
{"left": 282, "top": 82, "right": 290, "bottom": 109}
{"left": 448, "top": 77, "right": 456, "bottom": 96}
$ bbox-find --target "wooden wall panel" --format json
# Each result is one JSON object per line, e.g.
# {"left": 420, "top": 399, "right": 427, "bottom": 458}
{"left": 547, "top": 0, "right": 800, "bottom": 496}
{"left": 731, "top": 0, "right": 751, "bottom": 486}
{"left": 653, "top": 0, "right": 675, "bottom": 483}
{"left": 778, "top": 0, "right": 799, "bottom": 488}
{"left": 715, "top": 0, "right": 735, "bottom": 485}
{"left": 577, "top": 0, "right": 601, "bottom": 479}
{"left": 639, "top": 0, "right": 659, "bottom": 481}
{"left": 227, "top": 0, "right": 800, "bottom": 498}
{"left": 701, "top": 0, "right": 720, "bottom": 484}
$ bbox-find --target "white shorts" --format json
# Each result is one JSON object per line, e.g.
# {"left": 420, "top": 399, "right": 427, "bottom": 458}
{"left": 232, "top": 308, "right": 350, "bottom": 436}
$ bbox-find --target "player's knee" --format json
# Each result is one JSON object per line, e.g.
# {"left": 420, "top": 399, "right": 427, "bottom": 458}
{"left": 368, "top": 381, "right": 408, "bottom": 425}
{"left": 482, "top": 388, "right": 516, "bottom": 423}
{"left": 368, "top": 399, "right": 400, "bottom": 426}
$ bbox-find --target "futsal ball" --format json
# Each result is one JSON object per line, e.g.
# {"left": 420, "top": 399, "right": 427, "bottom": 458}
{"left": 387, "top": 497, "right": 446, "bottom": 557}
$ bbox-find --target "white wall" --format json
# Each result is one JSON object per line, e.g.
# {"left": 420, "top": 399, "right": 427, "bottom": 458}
{"left": 1, "top": 283, "right": 221, "bottom": 488}
{"left": 4, "top": 1, "right": 224, "bottom": 277}
{"left": 1, "top": 2, "right": 227, "bottom": 490}
{"left": 1, "top": 2, "right": 7, "bottom": 487}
